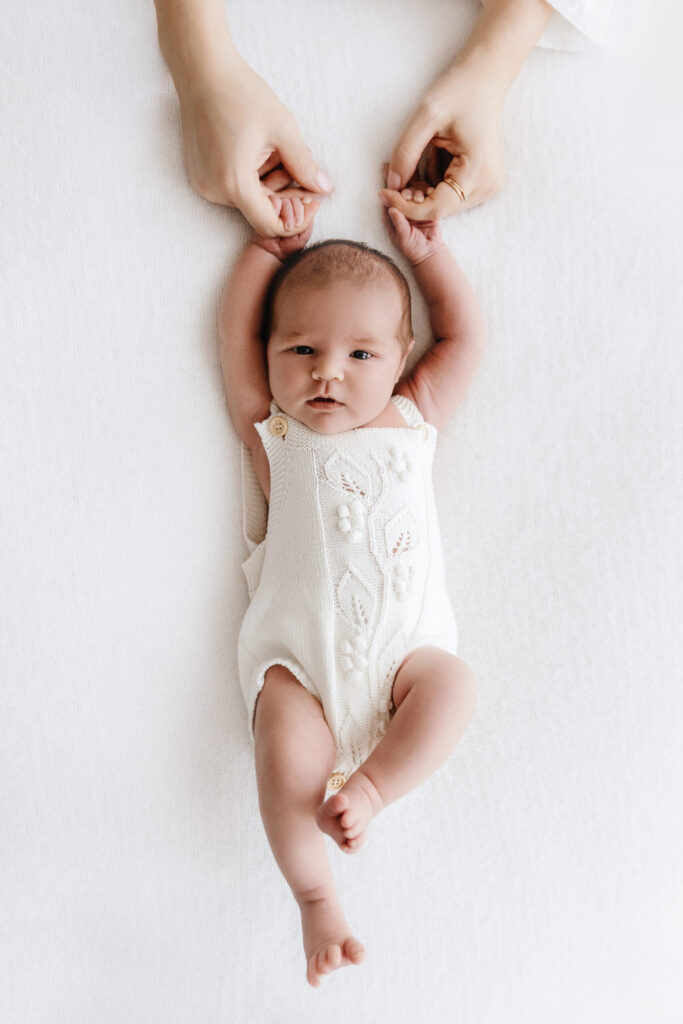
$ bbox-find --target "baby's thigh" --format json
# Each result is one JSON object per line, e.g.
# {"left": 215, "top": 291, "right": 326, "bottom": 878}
{"left": 254, "top": 665, "right": 337, "bottom": 776}
{"left": 391, "top": 647, "right": 477, "bottom": 714}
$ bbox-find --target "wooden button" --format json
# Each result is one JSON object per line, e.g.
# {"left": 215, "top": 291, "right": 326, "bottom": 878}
{"left": 327, "top": 772, "right": 346, "bottom": 791}
{"left": 269, "top": 415, "right": 288, "bottom": 438}
{"left": 418, "top": 423, "right": 429, "bottom": 442}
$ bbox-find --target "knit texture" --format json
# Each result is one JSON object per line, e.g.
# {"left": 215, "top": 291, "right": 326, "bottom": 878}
{"left": 239, "top": 395, "right": 458, "bottom": 778}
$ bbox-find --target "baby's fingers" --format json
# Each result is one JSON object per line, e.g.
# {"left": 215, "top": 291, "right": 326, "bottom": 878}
{"left": 380, "top": 182, "right": 466, "bottom": 221}
{"left": 268, "top": 193, "right": 283, "bottom": 218}
{"left": 386, "top": 205, "right": 411, "bottom": 238}
{"left": 380, "top": 188, "right": 436, "bottom": 221}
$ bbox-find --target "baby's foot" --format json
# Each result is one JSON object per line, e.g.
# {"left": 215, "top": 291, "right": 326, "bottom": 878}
{"left": 315, "top": 770, "right": 384, "bottom": 853}
{"left": 298, "top": 892, "right": 366, "bottom": 987}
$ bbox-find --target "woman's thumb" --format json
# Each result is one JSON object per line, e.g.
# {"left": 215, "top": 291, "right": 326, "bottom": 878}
{"left": 277, "top": 134, "right": 332, "bottom": 195}
{"left": 387, "top": 108, "right": 437, "bottom": 191}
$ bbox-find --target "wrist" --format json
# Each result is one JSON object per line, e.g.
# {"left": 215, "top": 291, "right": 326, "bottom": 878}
{"left": 453, "top": 0, "right": 553, "bottom": 96}
{"left": 410, "top": 243, "right": 446, "bottom": 268}
{"left": 157, "top": 7, "right": 245, "bottom": 99}
{"left": 451, "top": 45, "right": 512, "bottom": 101}
{"left": 250, "top": 237, "right": 285, "bottom": 263}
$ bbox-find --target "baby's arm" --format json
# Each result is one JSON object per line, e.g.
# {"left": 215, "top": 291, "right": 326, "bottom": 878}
{"left": 218, "top": 209, "right": 317, "bottom": 451}
{"left": 386, "top": 208, "right": 484, "bottom": 430}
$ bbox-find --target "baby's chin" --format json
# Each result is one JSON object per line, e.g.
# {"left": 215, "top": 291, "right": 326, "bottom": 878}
{"left": 302, "top": 407, "right": 355, "bottom": 434}
{"left": 271, "top": 399, "right": 358, "bottom": 434}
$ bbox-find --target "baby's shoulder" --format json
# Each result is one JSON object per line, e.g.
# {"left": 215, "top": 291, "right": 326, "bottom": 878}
{"left": 394, "top": 375, "right": 446, "bottom": 431}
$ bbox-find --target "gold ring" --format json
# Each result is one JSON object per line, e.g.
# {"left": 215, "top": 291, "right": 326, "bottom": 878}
{"left": 444, "top": 176, "right": 468, "bottom": 203}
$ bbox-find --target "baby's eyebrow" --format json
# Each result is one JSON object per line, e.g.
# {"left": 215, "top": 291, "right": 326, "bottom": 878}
{"left": 351, "top": 336, "right": 386, "bottom": 348}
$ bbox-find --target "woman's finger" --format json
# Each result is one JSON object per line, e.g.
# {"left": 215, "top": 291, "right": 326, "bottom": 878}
{"left": 386, "top": 104, "right": 440, "bottom": 191}
{"left": 258, "top": 150, "right": 283, "bottom": 178}
{"left": 261, "top": 168, "right": 294, "bottom": 193}
{"left": 277, "top": 130, "right": 333, "bottom": 195}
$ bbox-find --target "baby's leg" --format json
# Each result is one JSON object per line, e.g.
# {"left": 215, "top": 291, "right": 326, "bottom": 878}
{"left": 317, "top": 648, "right": 476, "bottom": 852}
{"left": 253, "top": 665, "right": 365, "bottom": 987}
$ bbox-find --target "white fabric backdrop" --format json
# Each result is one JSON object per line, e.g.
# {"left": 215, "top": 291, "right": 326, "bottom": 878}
{"left": 1, "top": 2, "right": 682, "bottom": 1021}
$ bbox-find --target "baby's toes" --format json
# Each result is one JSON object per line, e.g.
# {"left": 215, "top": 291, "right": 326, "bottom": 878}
{"left": 340, "top": 808, "right": 357, "bottom": 830}
{"left": 327, "top": 793, "right": 349, "bottom": 817}
{"left": 319, "top": 944, "right": 341, "bottom": 974}
{"left": 343, "top": 937, "right": 366, "bottom": 964}
{"left": 342, "top": 831, "right": 366, "bottom": 853}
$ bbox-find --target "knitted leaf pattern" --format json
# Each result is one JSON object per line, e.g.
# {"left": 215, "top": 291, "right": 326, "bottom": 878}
{"left": 324, "top": 451, "right": 368, "bottom": 500}
{"left": 337, "top": 570, "right": 376, "bottom": 632}
{"left": 385, "top": 506, "right": 419, "bottom": 558}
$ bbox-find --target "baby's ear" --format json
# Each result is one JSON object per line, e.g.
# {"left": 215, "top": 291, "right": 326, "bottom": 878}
{"left": 402, "top": 337, "right": 416, "bottom": 364}
{"left": 396, "top": 339, "right": 415, "bottom": 379}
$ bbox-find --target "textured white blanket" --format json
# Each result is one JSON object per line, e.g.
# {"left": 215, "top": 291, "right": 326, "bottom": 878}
{"left": 1, "top": 1, "right": 681, "bottom": 1021}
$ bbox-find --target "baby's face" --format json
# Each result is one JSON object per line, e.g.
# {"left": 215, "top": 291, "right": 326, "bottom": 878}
{"left": 267, "top": 278, "right": 412, "bottom": 434}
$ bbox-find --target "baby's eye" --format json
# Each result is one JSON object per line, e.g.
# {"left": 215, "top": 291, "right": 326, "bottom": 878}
{"left": 351, "top": 350, "right": 372, "bottom": 360}
{"left": 292, "top": 345, "right": 314, "bottom": 355}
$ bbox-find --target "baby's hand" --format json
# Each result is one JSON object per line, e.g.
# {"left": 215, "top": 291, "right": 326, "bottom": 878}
{"left": 384, "top": 206, "right": 444, "bottom": 266}
{"left": 252, "top": 192, "right": 320, "bottom": 261}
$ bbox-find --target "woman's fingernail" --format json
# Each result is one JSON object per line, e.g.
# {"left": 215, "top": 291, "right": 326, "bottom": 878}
{"left": 315, "top": 170, "right": 333, "bottom": 192}
{"left": 387, "top": 170, "right": 401, "bottom": 190}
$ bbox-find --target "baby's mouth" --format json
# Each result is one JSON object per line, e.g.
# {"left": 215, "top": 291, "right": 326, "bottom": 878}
{"left": 307, "top": 396, "right": 343, "bottom": 408}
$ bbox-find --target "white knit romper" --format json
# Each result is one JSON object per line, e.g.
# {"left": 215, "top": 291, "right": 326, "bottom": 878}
{"left": 238, "top": 393, "right": 459, "bottom": 782}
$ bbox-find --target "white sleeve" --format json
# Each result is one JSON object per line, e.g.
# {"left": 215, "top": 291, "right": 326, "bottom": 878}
{"left": 479, "top": 0, "right": 646, "bottom": 52}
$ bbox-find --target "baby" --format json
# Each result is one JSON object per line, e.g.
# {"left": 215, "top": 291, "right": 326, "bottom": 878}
{"left": 219, "top": 199, "right": 483, "bottom": 988}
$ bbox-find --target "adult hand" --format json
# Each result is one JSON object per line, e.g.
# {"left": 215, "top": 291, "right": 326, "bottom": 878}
{"left": 179, "top": 60, "right": 332, "bottom": 236}
{"left": 379, "top": 62, "right": 506, "bottom": 221}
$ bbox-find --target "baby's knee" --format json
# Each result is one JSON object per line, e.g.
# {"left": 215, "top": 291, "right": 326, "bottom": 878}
{"left": 452, "top": 658, "right": 477, "bottom": 716}
{"left": 434, "top": 656, "right": 477, "bottom": 720}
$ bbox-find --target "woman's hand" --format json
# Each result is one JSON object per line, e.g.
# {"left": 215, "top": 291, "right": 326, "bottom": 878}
{"left": 384, "top": 206, "right": 444, "bottom": 266}
{"left": 178, "top": 60, "right": 332, "bottom": 236}
{"left": 379, "top": 0, "right": 553, "bottom": 221}
{"left": 379, "top": 62, "right": 506, "bottom": 222}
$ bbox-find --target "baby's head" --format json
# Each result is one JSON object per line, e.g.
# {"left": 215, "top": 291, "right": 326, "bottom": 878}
{"left": 263, "top": 241, "right": 415, "bottom": 433}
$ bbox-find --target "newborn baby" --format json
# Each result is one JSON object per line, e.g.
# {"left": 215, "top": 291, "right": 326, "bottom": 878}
{"left": 219, "top": 201, "right": 482, "bottom": 988}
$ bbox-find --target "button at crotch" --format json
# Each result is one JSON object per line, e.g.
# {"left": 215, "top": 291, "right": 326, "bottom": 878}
{"left": 327, "top": 772, "right": 346, "bottom": 792}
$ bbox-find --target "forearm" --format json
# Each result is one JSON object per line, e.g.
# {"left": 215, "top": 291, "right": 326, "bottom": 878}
{"left": 219, "top": 244, "right": 280, "bottom": 444}
{"left": 153, "top": 0, "right": 244, "bottom": 96}
{"left": 411, "top": 247, "right": 483, "bottom": 348}
{"left": 455, "top": 0, "right": 554, "bottom": 95}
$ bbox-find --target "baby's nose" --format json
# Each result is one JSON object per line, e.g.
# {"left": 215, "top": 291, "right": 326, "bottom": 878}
{"left": 312, "top": 355, "right": 344, "bottom": 381}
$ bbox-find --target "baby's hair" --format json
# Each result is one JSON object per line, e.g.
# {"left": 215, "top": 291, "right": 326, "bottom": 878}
{"left": 262, "top": 240, "right": 413, "bottom": 351}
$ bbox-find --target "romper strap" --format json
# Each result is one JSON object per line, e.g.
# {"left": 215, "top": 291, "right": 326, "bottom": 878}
{"left": 241, "top": 442, "right": 267, "bottom": 550}
{"left": 391, "top": 393, "right": 425, "bottom": 428}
